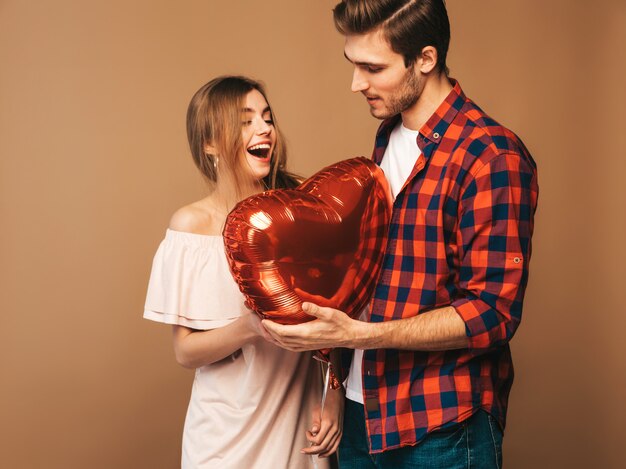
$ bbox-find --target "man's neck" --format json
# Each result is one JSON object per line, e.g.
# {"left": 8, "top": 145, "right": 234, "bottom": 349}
{"left": 401, "top": 73, "right": 453, "bottom": 131}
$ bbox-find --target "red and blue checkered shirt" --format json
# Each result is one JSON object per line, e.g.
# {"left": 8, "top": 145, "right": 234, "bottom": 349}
{"left": 355, "top": 80, "right": 538, "bottom": 453}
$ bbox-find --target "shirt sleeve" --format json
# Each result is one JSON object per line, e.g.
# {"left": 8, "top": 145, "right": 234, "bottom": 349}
{"left": 451, "top": 151, "right": 538, "bottom": 354}
{"left": 143, "top": 231, "right": 248, "bottom": 330}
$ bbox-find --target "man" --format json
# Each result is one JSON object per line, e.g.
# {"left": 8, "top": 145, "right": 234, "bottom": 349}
{"left": 263, "top": 1, "right": 538, "bottom": 467}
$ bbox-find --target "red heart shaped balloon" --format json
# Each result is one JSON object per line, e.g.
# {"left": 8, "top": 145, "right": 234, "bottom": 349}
{"left": 223, "top": 157, "right": 392, "bottom": 325}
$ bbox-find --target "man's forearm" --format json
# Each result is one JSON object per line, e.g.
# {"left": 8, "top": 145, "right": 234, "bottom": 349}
{"left": 262, "top": 303, "right": 469, "bottom": 352}
{"left": 352, "top": 306, "right": 468, "bottom": 351}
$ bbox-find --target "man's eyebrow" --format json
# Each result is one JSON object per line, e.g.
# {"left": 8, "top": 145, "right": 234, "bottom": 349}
{"left": 343, "top": 51, "right": 385, "bottom": 67}
{"left": 242, "top": 106, "right": 271, "bottom": 113}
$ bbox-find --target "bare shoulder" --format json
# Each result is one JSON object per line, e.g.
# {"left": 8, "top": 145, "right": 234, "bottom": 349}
{"left": 168, "top": 205, "right": 204, "bottom": 232}
{"left": 169, "top": 199, "right": 224, "bottom": 236}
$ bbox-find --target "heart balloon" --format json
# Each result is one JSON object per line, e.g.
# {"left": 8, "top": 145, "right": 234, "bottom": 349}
{"left": 223, "top": 157, "right": 392, "bottom": 325}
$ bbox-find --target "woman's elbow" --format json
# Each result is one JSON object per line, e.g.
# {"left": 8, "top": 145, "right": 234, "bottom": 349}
{"left": 173, "top": 343, "right": 197, "bottom": 369}
{"left": 175, "top": 354, "right": 193, "bottom": 369}
{"left": 179, "top": 351, "right": 201, "bottom": 369}
{"left": 171, "top": 325, "right": 198, "bottom": 369}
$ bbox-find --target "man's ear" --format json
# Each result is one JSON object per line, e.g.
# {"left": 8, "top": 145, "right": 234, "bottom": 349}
{"left": 418, "top": 46, "right": 438, "bottom": 74}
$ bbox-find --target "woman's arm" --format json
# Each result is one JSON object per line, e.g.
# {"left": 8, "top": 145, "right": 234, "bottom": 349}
{"left": 172, "top": 312, "right": 269, "bottom": 369}
{"left": 168, "top": 204, "right": 273, "bottom": 369}
{"left": 302, "top": 385, "right": 344, "bottom": 457}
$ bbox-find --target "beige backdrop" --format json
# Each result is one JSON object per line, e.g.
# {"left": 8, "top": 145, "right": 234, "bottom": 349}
{"left": 1, "top": 1, "right": 625, "bottom": 468}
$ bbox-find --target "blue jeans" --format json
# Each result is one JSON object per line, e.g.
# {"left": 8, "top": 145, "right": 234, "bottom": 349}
{"left": 338, "top": 399, "right": 503, "bottom": 469}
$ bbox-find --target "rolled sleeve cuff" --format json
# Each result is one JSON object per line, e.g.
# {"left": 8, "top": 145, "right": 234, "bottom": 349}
{"left": 451, "top": 297, "right": 509, "bottom": 353}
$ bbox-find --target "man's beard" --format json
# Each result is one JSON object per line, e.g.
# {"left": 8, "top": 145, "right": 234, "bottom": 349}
{"left": 371, "top": 68, "right": 422, "bottom": 119}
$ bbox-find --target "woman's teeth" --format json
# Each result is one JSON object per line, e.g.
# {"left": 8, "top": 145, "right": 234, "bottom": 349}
{"left": 247, "top": 143, "right": 271, "bottom": 158}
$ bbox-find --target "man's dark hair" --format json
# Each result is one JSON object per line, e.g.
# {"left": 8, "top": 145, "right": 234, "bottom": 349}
{"left": 333, "top": 0, "right": 450, "bottom": 74}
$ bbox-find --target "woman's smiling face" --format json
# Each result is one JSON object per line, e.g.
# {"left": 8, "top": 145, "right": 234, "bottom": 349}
{"left": 241, "top": 89, "right": 275, "bottom": 181}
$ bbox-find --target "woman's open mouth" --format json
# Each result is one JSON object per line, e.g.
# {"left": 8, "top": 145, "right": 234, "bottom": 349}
{"left": 247, "top": 143, "right": 271, "bottom": 161}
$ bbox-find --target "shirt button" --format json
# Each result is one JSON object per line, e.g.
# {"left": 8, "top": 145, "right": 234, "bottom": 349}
{"left": 513, "top": 257, "right": 522, "bottom": 264}
{"left": 366, "top": 370, "right": 371, "bottom": 376}
{"left": 433, "top": 132, "right": 440, "bottom": 139}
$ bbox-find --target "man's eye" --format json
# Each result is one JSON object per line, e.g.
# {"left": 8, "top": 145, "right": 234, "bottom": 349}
{"left": 367, "top": 67, "right": 383, "bottom": 73}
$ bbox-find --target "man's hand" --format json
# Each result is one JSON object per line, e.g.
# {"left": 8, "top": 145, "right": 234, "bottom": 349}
{"left": 262, "top": 302, "right": 366, "bottom": 351}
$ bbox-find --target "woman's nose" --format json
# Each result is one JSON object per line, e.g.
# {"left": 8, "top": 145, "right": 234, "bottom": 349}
{"left": 256, "top": 118, "right": 271, "bottom": 135}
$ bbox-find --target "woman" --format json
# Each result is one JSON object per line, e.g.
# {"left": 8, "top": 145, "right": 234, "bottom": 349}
{"left": 144, "top": 76, "right": 343, "bottom": 468}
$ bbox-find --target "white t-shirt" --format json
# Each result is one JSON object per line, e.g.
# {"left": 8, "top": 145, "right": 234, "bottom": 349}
{"left": 345, "top": 120, "right": 422, "bottom": 404}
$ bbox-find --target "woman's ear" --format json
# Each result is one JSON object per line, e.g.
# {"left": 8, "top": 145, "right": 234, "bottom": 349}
{"left": 203, "top": 143, "right": 217, "bottom": 155}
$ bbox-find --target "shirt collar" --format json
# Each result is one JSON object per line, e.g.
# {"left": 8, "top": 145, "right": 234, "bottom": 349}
{"left": 419, "top": 78, "right": 465, "bottom": 144}
{"left": 375, "top": 79, "right": 466, "bottom": 148}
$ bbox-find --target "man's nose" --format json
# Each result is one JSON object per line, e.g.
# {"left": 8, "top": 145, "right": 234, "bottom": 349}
{"left": 351, "top": 68, "right": 368, "bottom": 93}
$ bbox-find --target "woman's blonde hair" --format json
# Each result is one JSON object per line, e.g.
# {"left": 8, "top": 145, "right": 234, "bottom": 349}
{"left": 186, "top": 76, "right": 299, "bottom": 210}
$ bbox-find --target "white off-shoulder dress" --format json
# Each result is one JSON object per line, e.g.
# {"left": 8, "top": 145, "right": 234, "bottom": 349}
{"left": 144, "top": 229, "right": 330, "bottom": 469}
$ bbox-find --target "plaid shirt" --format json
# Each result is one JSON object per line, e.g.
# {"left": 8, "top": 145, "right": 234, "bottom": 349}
{"left": 357, "top": 80, "right": 538, "bottom": 453}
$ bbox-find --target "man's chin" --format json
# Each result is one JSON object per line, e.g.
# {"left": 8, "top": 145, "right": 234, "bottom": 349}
{"left": 369, "top": 106, "right": 393, "bottom": 120}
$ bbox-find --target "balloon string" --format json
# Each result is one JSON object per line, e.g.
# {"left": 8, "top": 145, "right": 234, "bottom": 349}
{"left": 310, "top": 357, "right": 332, "bottom": 469}
{"left": 316, "top": 350, "right": 342, "bottom": 389}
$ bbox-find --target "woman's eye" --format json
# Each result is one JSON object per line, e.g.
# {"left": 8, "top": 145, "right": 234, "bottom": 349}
{"left": 242, "top": 120, "right": 253, "bottom": 126}
{"left": 264, "top": 119, "right": 274, "bottom": 125}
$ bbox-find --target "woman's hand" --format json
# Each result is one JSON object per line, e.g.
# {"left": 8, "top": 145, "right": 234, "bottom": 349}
{"left": 301, "top": 386, "right": 345, "bottom": 458}
{"left": 241, "top": 311, "right": 273, "bottom": 343}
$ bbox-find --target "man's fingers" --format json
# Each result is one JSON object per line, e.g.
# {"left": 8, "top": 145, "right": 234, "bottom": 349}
{"left": 260, "top": 320, "right": 310, "bottom": 351}
{"left": 261, "top": 311, "right": 345, "bottom": 351}
{"left": 301, "top": 302, "right": 322, "bottom": 317}
{"left": 262, "top": 319, "right": 308, "bottom": 337}
{"left": 260, "top": 319, "right": 283, "bottom": 334}
{"left": 259, "top": 321, "right": 283, "bottom": 342}
{"left": 261, "top": 320, "right": 296, "bottom": 342}
{"left": 256, "top": 318, "right": 275, "bottom": 342}
{"left": 295, "top": 288, "right": 339, "bottom": 308}
{"left": 302, "top": 301, "right": 329, "bottom": 319}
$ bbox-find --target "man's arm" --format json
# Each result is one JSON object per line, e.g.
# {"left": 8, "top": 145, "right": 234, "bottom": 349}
{"left": 264, "top": 151, "right": 537, "bottom": 354}
{"left": 262, "top": 302, "right": 467, "bottom": 352}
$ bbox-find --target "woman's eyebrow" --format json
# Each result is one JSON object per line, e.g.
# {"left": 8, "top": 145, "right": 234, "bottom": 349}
{"left": 242, "top": 106, "right": 271, "bottom": 113}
